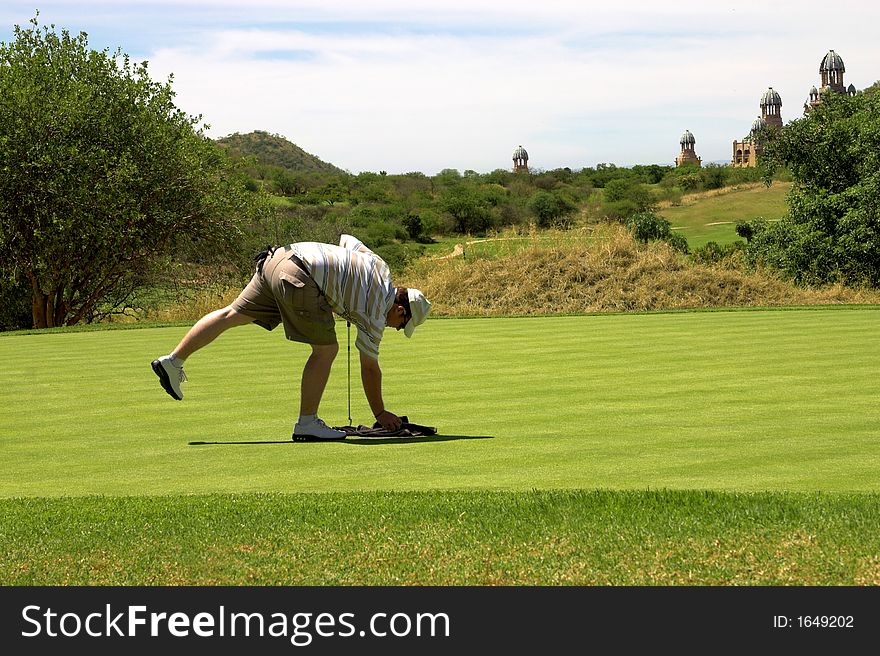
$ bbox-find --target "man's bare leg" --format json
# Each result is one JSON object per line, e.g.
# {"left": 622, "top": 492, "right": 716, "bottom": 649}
{"left": 171, "top": 306, "right": 255, "bottom": 361}
{"left": 292, "top": 343, "right": 346, "bottom": 440}
{"left": 152, "top": 306, "right": 254, "bottom": 400}
{"left": 299, "top": 342, "right": 339, "bottom": 416}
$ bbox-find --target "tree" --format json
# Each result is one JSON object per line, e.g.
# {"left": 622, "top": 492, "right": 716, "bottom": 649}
{"left": 0, "top": 15, "right": 266, "bottom": 327}
{"left": 601, "top": 178, "right": 657, "bottom": 219}
{"left": 440, "top": 185, "right": 492, "bottom": 234}
{"left": 750, "top": 83, "right": 880, "bottom": 286}
{"left": 625, "top": 210, "right": 688, "bottom": 253}
{"left": 528, "top": 191, "right": 574, "bottom": 227}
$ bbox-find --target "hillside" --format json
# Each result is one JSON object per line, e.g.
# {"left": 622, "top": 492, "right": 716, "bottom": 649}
{"left": 403, "top": 224, "right": 880, "bottom": 316}
{"left": 215, "top": 131, "right": 345, "bottom": 174}
{"left": 658, "top": 181, "right": 791, "bottom": 248}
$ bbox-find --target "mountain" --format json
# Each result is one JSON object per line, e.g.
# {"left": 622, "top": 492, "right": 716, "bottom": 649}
{"left": 215, "top": 131, "right": 345, "bottom": 174}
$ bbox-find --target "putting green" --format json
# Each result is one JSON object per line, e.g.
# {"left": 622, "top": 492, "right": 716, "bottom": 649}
{"left": 1, "top": 307, "right": 878, "bottom": 497}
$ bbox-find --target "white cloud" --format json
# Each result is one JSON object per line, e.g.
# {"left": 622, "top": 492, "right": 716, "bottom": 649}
{"left": 4, "top": 1, "right": 880, "bottom": 172}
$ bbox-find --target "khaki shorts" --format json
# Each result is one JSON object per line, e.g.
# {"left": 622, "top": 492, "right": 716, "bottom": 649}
{"left": 231, "top": 247, "right": 337, "bottom": 345}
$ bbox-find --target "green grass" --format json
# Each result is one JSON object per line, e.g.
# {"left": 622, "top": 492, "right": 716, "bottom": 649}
{"left": 2, "top": 307, "right": 879, "bottom": 584}
{"left": 2, "top": 307, "right": 879, "bottom": 496}
{"left": 659, "top": 182, "right": 791, "bottom": 248}
{"left": 2, "top": 491, "right": 878, "bottom": 585}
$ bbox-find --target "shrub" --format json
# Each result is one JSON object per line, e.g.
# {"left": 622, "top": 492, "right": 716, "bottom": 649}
{"left": 440, "top": 185, "right": 494, "bottom": 234}
{"left": 528, "top": 191, "right": 574, "bottom": 227}
{"left": 625, "top": 211, "right": 688, "bottom": 253}
{"left": 601, "top": 178, "right": 657, "bottom": 219}
{"left": 690, "top": 241, "right": 746, "bottom": 267}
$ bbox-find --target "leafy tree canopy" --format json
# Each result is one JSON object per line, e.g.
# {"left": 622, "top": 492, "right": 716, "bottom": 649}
{"left": 0, "top": 14, "right": 269, "bottom": 327}
{"left": 750, "top": 83, "right": 880, "bottom": 286}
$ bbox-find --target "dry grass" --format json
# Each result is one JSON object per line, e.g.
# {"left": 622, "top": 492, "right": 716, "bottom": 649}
{"left": 656, "top": 182, "right": 783, "bottom": 209}
{"left": 401, "top": 224, "right": 880, "bottom": 317}
{"left": 148, "top": 287, "right": 243, "bottom": 322}
{"left": 105, "top": 286, "right": 244, "bottom": 324}
{"left": 119, "top": 223, "right": 879, "bottom": 322}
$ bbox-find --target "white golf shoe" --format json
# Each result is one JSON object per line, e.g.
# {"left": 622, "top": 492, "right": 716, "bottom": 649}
{"left": 151, "top": 356, "right": 187, "bottom": 400}
{"left": 293, "top": 416, "right": 347, "bottom": 442}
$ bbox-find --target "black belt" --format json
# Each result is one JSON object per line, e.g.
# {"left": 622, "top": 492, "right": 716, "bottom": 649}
{"left": 256, "top": 246, "right": 309, "bottom": 278}
{"left": 288, "top": 252, "right": 308, "bottom": 273}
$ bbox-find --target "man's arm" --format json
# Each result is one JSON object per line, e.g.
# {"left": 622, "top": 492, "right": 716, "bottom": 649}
{"left": 359, "top": 351, "right": 402, "bottom": 431}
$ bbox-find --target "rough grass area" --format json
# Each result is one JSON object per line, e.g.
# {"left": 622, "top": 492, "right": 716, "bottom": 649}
{"left": 2, "top": 491, "right": 878, "bottom": 585}
{"left": 403, "top": 224, "right": 880, "bottom": 316}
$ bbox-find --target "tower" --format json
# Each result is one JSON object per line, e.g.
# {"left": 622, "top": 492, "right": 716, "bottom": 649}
{"left": 805, "top": 50, "right": 857, "bottom": 112}
{"left": 820, "top": 49, "right": 845, "bottom": 93}
{"left": 759, "top": 87, "right": 783, "bottom": 128}
{"left": 512, "top": 145, "right": 529, "bottom": 173}
{"left": 732, "top": 88, "right": 778, "bottom": 169}
{"left": 732, "top": 116, "right": 768, "bottom": 167}
{"left": 675, "top": 130, "right": 701, "bottom": 167}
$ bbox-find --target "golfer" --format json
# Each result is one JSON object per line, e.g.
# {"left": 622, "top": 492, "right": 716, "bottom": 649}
{"left": 151, "top": 234, "right": 431, "bottom": 441}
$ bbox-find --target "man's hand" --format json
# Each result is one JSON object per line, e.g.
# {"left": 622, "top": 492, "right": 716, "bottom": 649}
{"left": 375, "top": 409, "right": 402, "bottom": 431}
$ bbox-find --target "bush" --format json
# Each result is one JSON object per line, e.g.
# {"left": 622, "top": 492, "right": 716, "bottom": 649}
{"left": 374, "top": 243, "right": 425, "bottom": 275}
{"left": 440, "top": 185, "right": 494, "bottom": 234}
{"left": 700, "top": 165, "right": 726, "bottom": 190}
{"left": 625, "top": 211, "right": 688, "bottom": 253}
{"left": 601, "top": 179, "right": 656, "bottom": 219}
{"left": 735, "top": 219, "right": 760, "bottom": 243}
{"left": 690, "top": 241, "right": 746, "bottom": 266}
{"left": 528, "top": 191, "right": 574, "bottom": 227}
{"left": 403, "top": 213, "right": 425, "bottom": 242}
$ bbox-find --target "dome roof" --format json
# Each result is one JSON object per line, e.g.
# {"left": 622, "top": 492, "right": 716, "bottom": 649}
{"left": 760, "top": 87, "right": 782, "bottom": 106}
{"left": 512, "top": 145, "right": 528, "bottom": 160}
{"left": 810, "top": 85, "right": 818, "bottom": 94}
{"left": 680, "top": 130, "right": 695, "bottom": 145}
{"left": 820, "top": 49, "right": 845, "bottom": 73}
{"left": 751, "top": 116, "right": 767, "bottom": 132}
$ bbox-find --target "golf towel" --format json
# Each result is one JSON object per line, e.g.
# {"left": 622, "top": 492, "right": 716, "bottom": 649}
{"left": 334, "top": 416, "right": 437, "bottom": 438}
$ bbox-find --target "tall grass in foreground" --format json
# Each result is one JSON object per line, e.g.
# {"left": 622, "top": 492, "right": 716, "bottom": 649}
{"left": 2, "top": 491, "right": 878, "bottom": 585}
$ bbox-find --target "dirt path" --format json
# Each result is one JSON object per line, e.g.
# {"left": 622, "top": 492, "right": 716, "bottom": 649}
{"left": 434, "top": 236, "right": 534, "bottom": 260}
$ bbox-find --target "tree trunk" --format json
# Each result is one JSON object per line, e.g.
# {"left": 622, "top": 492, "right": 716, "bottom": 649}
{"left": 52, "top": 284, "right": 68, "bottom": 327}
{"left": 27, "top": 272, "right": 47, "bottom": 329}
{"left": 45, "top": 290, "right": 56, "bottom": 328}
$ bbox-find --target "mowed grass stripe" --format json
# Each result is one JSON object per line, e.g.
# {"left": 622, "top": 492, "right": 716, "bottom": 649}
{"left": 1, "top": 307, "right": 879, "bottom": 496}
{"left": 2, "top": 491, "right": 879, "bottom": 585}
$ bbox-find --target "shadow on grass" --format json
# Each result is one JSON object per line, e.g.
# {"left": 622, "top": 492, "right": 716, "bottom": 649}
{"left": 344, "top": 434, "right": 494, "bottom": 446}
{"left": 189, "top": 435, "right": 494, "bottom": 446}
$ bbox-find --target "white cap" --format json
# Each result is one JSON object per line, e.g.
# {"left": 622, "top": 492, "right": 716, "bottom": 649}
{"left": 404, "top": 288, "right": 431, "bottom": 338}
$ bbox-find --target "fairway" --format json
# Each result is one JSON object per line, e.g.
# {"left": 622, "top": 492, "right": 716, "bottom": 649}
{"left": 2, "top": 307, "right": 878, "bottom": 497}
{"left": 659, "top": 181, "right": 791, "bottom": 248}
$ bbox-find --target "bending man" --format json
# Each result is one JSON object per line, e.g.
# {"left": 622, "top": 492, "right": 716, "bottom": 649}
{"left": 151, "top": 234, "right": 431, "bottom": 441}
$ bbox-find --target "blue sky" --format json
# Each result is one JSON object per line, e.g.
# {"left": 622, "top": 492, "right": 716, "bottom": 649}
{"left": 2, "top": 1, "right": 878, "bottom": 174}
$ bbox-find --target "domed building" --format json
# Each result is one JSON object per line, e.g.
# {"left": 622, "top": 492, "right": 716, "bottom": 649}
{"left": 675, "top": 130, "right": 701, "bottom": 167}
{"left": 730, "top": 50, "right": 860, "bottom": 167}
{"left": 512, "top": 145, "right": 529, "bottom": 173}
{"left": 804, "top": 49, "right": 857, "bottom": 113}
{"left": 759, "top": 87, "right": 783, "bottom": 128}
{"left": 732, "top": 89, "right": 782, "bottom": 168}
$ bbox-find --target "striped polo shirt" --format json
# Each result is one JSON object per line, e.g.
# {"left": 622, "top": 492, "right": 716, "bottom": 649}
{"left": 290, "top": 235, "right": 395, "bottom": 360}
